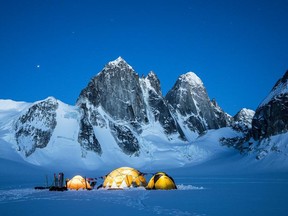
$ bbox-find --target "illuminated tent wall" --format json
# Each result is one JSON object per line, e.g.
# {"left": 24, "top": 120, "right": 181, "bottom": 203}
{"left": 103, "top": 167, "right": 147, "bottom": 189}
{"left": 67, "top": 175, "right": 92, "bottom": 190}
{"left": 146, "top": 172, "right": 177, "bottom": 190}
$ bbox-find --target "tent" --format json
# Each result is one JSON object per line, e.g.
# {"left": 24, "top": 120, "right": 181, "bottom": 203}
{"left": 146, "top": 172, "right": 177, "bottom": 190}
{"left": 67, "top": 175, "right": 92, "bottom": 190}
{"left": 102, "top": 167, "right": 147, "bottom": 189}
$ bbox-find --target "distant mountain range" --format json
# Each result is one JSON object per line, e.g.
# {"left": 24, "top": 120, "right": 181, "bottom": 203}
{"left": 0, "top": 57, "right": 287, "bottom": 169}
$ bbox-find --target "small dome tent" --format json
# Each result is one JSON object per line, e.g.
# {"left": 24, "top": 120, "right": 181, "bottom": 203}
{"left": 102, "top": 167, "right": 147, "bottom": 189}
{"left": 67, "top": 175, "right": 92, "bottom": 190}
{"left": 146, "top": 172, "right": 177, "bottom": 190}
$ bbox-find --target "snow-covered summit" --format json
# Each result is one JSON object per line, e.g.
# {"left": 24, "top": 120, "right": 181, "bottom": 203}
{"left": 179, "top": 72, "right": 204, "bottom": 87}
{"left": 234, "top": 108, "right": 255, "bottom": 123}
{"left": 166, "top": 71, "right": 231, "bottom": 136}
{"left": 233, "top": 108, "right": 255, "bottom": 131}
{"left": 106, "top": 56, "right": 133, "bottom": 70}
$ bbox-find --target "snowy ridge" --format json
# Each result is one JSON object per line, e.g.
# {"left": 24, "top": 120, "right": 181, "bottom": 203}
{"left": 260, "top": 82, "right": 288, "bottom": 107}
{"left": 260, "top": 71, "right": 288, "bottom": 107}
{"left": 0, "top": 99, "right": 30, "bottom": 112}
{"left": 0, "top": 100, "right": 30, "bottom": 128}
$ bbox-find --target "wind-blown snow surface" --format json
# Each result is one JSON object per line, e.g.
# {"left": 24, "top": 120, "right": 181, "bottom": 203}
{"left": 0, "top": 158, "right": 288, "bottom": 216}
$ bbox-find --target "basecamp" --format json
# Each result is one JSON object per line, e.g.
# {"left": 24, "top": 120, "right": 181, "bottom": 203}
{"left": 102, "top": 167, "right": 147, "bottom": 189}
{"left": 67, "top": 175, "right": 92, "bottom": 190}
{"left": 146, "top": 172, "right": 177, "bottom": 190}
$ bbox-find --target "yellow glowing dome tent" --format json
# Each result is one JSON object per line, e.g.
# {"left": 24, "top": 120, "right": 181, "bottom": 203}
{"left": 102, "top": 167, "right": 147, "bottom": 189}
{"left": 67, "top": 175, "right": 92, "bottom": 190}
{"left": 146, "top": 172, "right": 177, "bottom": 190}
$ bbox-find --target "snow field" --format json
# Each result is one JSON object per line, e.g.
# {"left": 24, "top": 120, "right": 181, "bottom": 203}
{"left": 1, "top": 173, "right": 287, "bottom": 216}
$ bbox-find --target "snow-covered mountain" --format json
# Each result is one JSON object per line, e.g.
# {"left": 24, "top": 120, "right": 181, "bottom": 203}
{"left": 75, "top": 57, "right": 186, "bottom": 157}
{"left": 220, "top": 70, "right": 288, "bottom": 162}
{"left": 232, "top": 108, "right": 255, "bottom": 133}
{"left": 0, "top": 58, "right": 287, "bottom": 170}
{"left": 165, "top": 72, "right": 232, "bottom": 139}
{"left": 252, "top": 70, "right": 288, "bottom": 140}
{"left": 246, "top": 70, "right": 288, "bottom": 160}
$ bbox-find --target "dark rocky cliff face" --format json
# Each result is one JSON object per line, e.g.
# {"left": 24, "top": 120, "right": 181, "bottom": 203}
{"left": 77, "top": 57, "right": 148, "bottom": 127}
{"left": 211, "top": 99, "right": 233, "bottom": 128}
{"left": 141, "top": 72, "right": 186, "bottom": 140}
{"left": 76, "top": 57, "right": 147, "bottom": 156}
{"left": 252, "top": 71, "right": 288, "bottom": 140}
{"left": 109, "top": 121, "right": 140, "bottom": 156}
{"left": 166, "top": 72, "right": 231, "bottom": 134}
{"left": 146, "top": 71, "right": 162, "bottom": 96}
{"left": 76, "top": 58, "right": 188, "bottom": 156}
{"left": 220, "top": 71, "right": 288, "bottom": 159}
{"left": 77, "top": 103, "right": 102, "bottom": 156}
{"left": 14, "top": 97, "right": 58, "bottom": 157}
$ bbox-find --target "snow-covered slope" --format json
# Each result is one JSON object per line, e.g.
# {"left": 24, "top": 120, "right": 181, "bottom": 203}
{"left": 0, "top": 95, "right": 243, "bottom": 170}
{"left": 1, "top": 96, "right": 287, "bottom": 172}
{"left": 1, "top": 155, "right": 287, "bottom": 216}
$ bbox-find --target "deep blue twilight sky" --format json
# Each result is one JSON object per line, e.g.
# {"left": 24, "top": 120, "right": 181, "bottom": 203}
{"left": 0, "top": 0, "right": 287, "bottom": 115}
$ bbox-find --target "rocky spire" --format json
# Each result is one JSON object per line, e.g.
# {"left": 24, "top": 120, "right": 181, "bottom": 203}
{"left": 166, "top": 72, "right": 230, "bottom": 134}
{"left": 77, "top": 57, "right": 147, "bottom": 124}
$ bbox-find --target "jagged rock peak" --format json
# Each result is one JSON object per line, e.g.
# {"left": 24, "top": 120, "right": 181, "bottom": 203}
{"left": 166, "top": 71, "right": 231, "bottom": 135}
{"left": 234, "top": 108, "right": 255, "bottom": 122}
{"left": 179, "top": 72, "right": 204, "bottom": 87}
{"left": 106, "top": 56, "right": 133, "bottom": 70}
{"left": 145, "top": 71, "right": 162, "bottom": 96}
{"left": 77, "top": 56, "right": 147, "bottom": 124}
{"left": 234, "top": 108, "right": 255, "bottom": 128}
{"left": 147, "top": 71, "right": 158, "bottom": 80}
